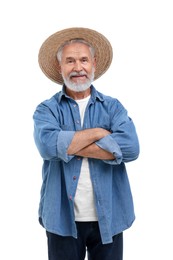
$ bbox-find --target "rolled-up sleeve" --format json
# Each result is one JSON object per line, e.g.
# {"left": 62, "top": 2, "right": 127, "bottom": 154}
{"left": 57, "top": 130, "right": 75, "bottom": 162}
{"left": 33, "top": 103, "right": 75, "bottom": 162}
{"left": 96, "top": 135, "right": 123, "bottom": 165}
{"left": 111, "top": 119, "right": 140, "bottom": 163}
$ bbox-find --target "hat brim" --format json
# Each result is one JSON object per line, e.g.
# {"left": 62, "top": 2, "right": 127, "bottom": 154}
{"left": 38, "top": 27, "right": 113, "bottom": 85}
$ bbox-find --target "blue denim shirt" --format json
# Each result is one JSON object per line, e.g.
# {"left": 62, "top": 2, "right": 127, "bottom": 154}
{"left": 33, "top": 85, "right": 140, "bottom": 244}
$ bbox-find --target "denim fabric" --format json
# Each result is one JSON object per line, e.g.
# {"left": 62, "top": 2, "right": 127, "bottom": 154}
{"left": 33, "top": 85, "right": 140, "bottom": 244}
{"left": 46, "top": 222, "right": 123, "bottom": 260}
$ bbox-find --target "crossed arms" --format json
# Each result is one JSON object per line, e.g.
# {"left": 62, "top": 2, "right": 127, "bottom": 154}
{"left": 33, "top": 102, "right": 139, "bottom": 162}
{"left": 67, "top": 128, "right": 115, "bottom": 160}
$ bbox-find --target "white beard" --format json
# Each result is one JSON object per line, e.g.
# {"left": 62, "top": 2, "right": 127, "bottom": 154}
{"left": 62, "top": 69, "right": 95, "bottom": 92}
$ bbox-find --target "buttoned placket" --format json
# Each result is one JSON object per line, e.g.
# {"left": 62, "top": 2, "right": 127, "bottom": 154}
{"left": 68, "top": 100, "right": 82, "bottom": 202}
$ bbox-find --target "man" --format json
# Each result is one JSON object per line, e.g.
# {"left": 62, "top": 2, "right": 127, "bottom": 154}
{"left": 33, "top": 27, "right": 140, "bottom": 260}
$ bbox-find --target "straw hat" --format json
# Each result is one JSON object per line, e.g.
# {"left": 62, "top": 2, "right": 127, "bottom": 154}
{"left": 38, "top": 27, "right": 113, "bottom": 84}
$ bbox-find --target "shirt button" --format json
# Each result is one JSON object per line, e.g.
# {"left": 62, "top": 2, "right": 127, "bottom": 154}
{"left": 73, "top": 176, "right": 77, "bottom": 180}
{"left": 69, "top": 195, "right": 72, "bottom": 200}
{"left": 77, "top": 157, "right": 81, "bottom": 160}
{"left": 76, "top": 120, "right": 80, "bottom": 124}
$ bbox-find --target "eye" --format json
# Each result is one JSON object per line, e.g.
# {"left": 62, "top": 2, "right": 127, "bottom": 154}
{"left": 66, "top": 58, "right": 75, "bottom": 64}
{"left": 67, "top": 59, "right": 74, "bottom": 64}
{"left": 82, "top": 57, "right": 88, "bottom": 63}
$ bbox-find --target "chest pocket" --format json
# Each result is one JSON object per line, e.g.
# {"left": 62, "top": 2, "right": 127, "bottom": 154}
{"left": 90, "top": 112, "right": 111, "bottom": 131}
{"left": 95, "top": 116, "right": 111, "bottom": 131}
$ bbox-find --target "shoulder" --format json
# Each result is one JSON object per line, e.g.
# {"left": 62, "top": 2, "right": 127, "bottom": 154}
{"left": 96, "top": 89, "right": 125, "bottom": 110}
{"left": 37, "top": 92, "right": 61, "bottom": 109}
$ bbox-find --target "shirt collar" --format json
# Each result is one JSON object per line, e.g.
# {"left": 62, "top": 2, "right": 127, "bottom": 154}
{"left": 58, "top": 85, "right": 104, "bottom": 103}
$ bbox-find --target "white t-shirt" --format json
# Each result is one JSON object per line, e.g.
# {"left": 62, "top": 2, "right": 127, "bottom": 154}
{"left": 74, "top": 96, "right": 98, "bottom": 221}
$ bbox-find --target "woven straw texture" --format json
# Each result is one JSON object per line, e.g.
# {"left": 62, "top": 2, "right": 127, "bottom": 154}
{"left": 38, "top": 27, "right": 113, "bottom": 84}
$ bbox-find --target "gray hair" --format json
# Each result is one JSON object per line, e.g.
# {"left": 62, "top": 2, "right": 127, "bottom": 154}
{"left": 57, "top": 38, "right": 95, "bottom": 63}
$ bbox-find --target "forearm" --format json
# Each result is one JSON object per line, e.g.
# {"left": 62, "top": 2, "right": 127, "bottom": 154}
{"left": 75, "top": 143, "right": 115, "bottom": 160}
{"left": 67, "top": 128, "right": 111, "bottom": 155}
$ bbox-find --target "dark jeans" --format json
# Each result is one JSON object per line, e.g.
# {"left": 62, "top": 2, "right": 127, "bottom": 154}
{"left": 46, "top": 222, "right": 123, "bottom": 260}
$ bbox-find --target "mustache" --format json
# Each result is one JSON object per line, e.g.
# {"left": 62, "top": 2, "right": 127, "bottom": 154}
{"left": 69, "top": 71, "right": 87, "bottom": 77}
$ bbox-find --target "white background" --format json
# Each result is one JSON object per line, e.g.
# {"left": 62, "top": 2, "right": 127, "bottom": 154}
{"left": 0, "top": 0, "right": 173, "bottom": 259}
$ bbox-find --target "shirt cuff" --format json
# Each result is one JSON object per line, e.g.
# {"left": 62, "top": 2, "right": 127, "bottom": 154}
{"left": 57, "top": 130, "right": 75, "bottom": 162}
{"left": 95, "top": 135, "right": 122, "bottom": 165}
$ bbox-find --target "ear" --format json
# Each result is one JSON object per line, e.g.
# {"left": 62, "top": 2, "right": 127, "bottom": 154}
{"left": 93, "top": 57, "right": 96, "bottom": 70}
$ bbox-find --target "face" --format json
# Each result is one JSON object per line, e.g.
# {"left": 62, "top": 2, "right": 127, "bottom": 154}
{"left": 59, "top": 42, "right": 96, "bottom": 92}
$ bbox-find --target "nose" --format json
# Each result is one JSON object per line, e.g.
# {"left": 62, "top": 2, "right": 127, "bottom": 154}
{"left": 74, "top": 61, "right": 82, "bottom": 71}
